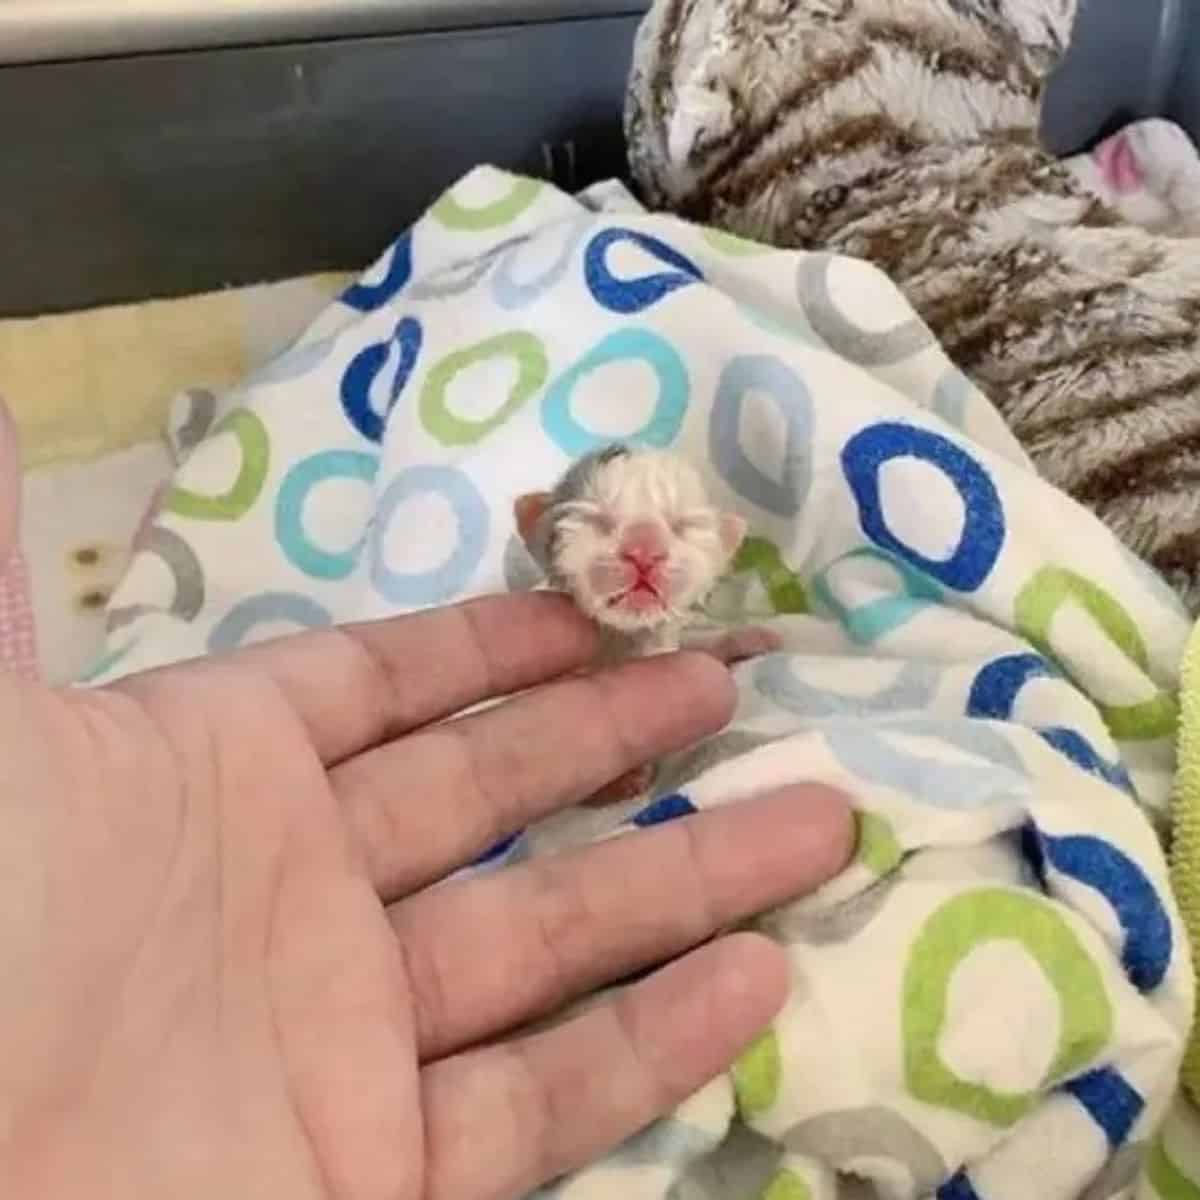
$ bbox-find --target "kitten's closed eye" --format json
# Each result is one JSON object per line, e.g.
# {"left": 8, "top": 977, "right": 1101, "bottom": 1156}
{"left": 561, "top": 502, "right": 617, "bottom": 536}
{"left": 670, "top": 513, "right": 713, "bottom": 537}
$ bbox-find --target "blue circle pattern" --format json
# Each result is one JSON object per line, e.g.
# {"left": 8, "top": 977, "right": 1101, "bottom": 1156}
{"left": 584, "top": 228, "right": 703, "bottom": 314}
{"left": 842, "top": 423, "right": 1005, "bottom": 592}
{"left": 968, "top": 655, "right": 1134, "bottom": 796}
{"left": 1023, "top": 825, "right": 1171, "bottom": 993}
{"left": 208, "top": 591, "right": 333, "bottom": 653}
{"left": 1037, "top": 727, "right": 1135, "bottom": 797}
{"left": 967, "top": 653, "right": 1058, "bottom": 720}
{"left": 755, "top": 655, "right": 940, "bottom": 718}
{"left": 341, "top": 231, "right": 413, "bottom": 312}
{"left": 630, "top": 792, "right": 698, "bottom": 827}
{"left": 340, "top": 316, "right": 423, "bottom": 443}
{"left": 311, "top": 221, "right": 1169, "bottom": 1200}
{"left": 709, "top": 354, "right": 813, "bottom": 518}
{"left": 471, "top": 832, "right": 525, "bottom": 868}
{"left": 823, "top": 716, "right": 1029, "bottom": 811}
{"left": 938, "top": 1169, "right": 980, "bottom": 1200}
{"left": 275, "top": 450, "right": 380, "bottom": 580}
{"left": 1062, "top": 1067, "right": 1144, "bottom": 1150}
{"left": 542, "top": 328, "right": 689, "bottom": 457}
{"left": 810, "top": 548, "right": 943, "bottom": 644}
{"left": 369, "top": 465, "right": 489, "bottom": 606}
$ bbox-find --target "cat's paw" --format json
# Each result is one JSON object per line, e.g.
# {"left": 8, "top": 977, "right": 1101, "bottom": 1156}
{"left": 582, "top": 763, "right": 657, "bottom": 808}
{"left": 686, "top": 625, "right": 784, "bottom": 666}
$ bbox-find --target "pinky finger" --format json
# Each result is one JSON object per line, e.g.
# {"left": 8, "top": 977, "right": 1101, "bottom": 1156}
{"left": 420, "top": 932, "right": 788, "bottom": 1200}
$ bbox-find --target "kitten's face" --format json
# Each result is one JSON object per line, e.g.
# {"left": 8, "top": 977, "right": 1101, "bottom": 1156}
{"left": 518, "top": 451, "right": 746, "bottom": 634}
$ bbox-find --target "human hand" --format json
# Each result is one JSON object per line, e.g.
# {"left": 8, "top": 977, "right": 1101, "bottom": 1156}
{"left": 0, "top": 434, "right": 851, "bottom": 1200}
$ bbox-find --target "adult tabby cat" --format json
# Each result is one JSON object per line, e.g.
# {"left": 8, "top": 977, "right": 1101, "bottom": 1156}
{"left": 626, "top": 0, "right": 1200, "bottom": 611}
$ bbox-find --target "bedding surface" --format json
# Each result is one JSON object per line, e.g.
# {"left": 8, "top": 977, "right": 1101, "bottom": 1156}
{"left": 83, "top": 166, "right": 1196, "bottom": 1198}
{"left": 0, "top": 273, "right": 349, "bottom": 682}
{"left": 7, "top": 113, "right": 1191, "bottom": 688}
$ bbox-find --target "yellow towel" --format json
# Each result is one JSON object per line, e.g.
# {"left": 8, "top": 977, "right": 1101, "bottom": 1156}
{"left": 1172, "top": 617, "right": 1200, "bottom": 1104}
{"left": 0, "top": 273, "right": 350, "bottom": 469}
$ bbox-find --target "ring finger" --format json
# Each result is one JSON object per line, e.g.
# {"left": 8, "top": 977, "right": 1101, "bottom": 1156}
{"left": 390, "top": 783, "right": 853, "bottom": 1061}
{"left": 334, "top": 650, "right": 738, "bottom": 900}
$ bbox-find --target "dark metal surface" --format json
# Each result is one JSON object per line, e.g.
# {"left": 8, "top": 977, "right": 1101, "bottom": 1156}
{"left": 0, "top": 0, "right": 648, "bottom": 66}
{"left": 0, "top": 15, "right": 640, "bottom": 316}
{"left": 1041, "top": 0, "right": 1185, "bottom": 154}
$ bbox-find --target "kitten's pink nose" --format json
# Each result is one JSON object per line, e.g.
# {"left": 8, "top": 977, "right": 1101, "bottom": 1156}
{"left": 619, "top": 522, "right": 668, "bottom": 573}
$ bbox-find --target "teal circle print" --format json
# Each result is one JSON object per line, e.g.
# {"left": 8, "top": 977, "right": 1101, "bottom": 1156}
{"left": 541, "top": 327, "right": 688, "bottom": 456}
{"left": 810, "top": 547, "right": 943, "bottom": 644}
{"left": 369, "top": 465, "right": 489, "bottom": 606}
{"left": 208, "top": 592, "right": 333, "bottom": 653}
{"left": 709, "top": 354, "right": 814, "bottom": 517}
{"left": 78, "top": 637, "right": 139, "bottom": 684}
{"left": 275, "top": 450, "right": 380, "bottom": 580}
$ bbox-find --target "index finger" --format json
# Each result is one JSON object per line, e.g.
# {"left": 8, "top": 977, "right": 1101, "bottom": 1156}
{"left": 336, "top": 650, "right": 737, "bottom": 899}
{"left": 195, "top": 593, "right": 598, "bottom": 766}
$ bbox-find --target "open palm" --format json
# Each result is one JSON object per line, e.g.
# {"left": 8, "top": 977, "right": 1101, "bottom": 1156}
{"left": 0, "top": 362, "right": 850, "bottom": 1200}
{"left": 0, "top": 587, "right": 850, "bottom": 1200}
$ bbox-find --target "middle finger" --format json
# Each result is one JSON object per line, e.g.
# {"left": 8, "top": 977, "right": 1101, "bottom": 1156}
{"left": 334, "top": 650, "right": 736, "bottom": 900}
{"left": 390, "top": 782, "right": 853, "bottom": 1061}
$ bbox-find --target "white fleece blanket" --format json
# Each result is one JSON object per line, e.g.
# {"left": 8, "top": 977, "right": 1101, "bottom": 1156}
{"left": 88, "top": 168, "right": 1195, "bottom": 1200}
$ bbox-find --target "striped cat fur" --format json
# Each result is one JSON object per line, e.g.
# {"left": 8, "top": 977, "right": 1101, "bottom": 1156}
{"left": 626, "top": 0, "right": 1200, "bottom": 611}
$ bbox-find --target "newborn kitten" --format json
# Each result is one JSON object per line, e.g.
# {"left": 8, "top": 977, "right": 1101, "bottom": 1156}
{"left": 514, "top": 444, "right": 780, "bottom": 803}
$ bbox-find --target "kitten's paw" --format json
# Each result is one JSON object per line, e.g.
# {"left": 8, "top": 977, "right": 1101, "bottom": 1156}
{"left": 688, "top": 625, "right": 784, "bottom": 666}
{"left": 583, "top": 763, "right": 656, "bottom": 807}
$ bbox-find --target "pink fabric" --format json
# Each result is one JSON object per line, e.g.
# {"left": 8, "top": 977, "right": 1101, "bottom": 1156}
{"left": 0, "top": 549, "right": 39, "bottom": 680}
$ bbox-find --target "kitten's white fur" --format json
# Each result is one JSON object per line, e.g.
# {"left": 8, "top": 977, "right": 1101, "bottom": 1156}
{"left": 551, "top": 449, "right": 739, "bottom": 646}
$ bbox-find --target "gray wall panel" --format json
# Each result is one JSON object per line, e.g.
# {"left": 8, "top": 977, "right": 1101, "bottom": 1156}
{"left": 0, "top": 15, "right": 641, "bottom": 316}
{"left": 0, "top": 0, "right": 650, "bottom": 65}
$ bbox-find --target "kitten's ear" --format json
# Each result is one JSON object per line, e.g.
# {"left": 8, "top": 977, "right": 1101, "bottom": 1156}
{"left": 514, "top": 492, "right": 551, "bottom": 546}
{"left": 718, "top": 513, "right": 748, "bottom": 561}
